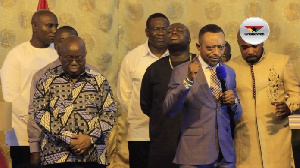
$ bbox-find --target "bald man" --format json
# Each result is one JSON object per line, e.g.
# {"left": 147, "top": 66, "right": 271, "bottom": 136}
{"left": 33, "top": 36, "right": 116, "bottom": 168}
{"left": 1, "top": 9, "right": 58, "bottom": 167}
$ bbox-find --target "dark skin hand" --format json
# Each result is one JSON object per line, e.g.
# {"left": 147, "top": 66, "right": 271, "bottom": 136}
{"left": 187, "top": 55, "right": 201, "bottom": 81}
{"left": 271, "top": 102, "right": 290, "bottom": 119}
{"left": 70, "top": 134, "right": 92, "bottom": 155}
{"left": 30, "top": 152, "right": 40, "bottom": 165}
{"left": 187, "top": 55, "right": 236, "bottom": 104}
{"left": 220, "top": 91, "right": 235, "bottom": 105}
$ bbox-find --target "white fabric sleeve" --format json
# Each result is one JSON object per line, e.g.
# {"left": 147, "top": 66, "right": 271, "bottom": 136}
{"left": 1, "top": 50, "right": 28, "bottom": 124}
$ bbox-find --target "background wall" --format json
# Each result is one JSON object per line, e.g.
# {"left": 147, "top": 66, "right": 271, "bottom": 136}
{"left": 0, "top": 0, "right": 299, "bottom": 167}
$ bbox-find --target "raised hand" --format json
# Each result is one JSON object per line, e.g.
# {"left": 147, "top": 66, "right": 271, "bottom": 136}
{"left": 187, "top": 55, "right": 201, "bottom": 81}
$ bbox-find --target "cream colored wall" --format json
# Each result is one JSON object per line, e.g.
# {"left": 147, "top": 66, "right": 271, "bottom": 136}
{"left": 0, "top": 0, "right": 299, "bottom": 167}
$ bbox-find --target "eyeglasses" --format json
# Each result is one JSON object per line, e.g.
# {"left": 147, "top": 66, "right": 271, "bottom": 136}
{"left": 61, "top": 56, "right": 85, "bottom": 62}
{"left": 206, "top": 45, "right": 225, "bottom": 51}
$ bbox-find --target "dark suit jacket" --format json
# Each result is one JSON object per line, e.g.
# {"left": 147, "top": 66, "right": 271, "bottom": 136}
{"left": 163, "top": 61, "right": 242, "bottom": 165}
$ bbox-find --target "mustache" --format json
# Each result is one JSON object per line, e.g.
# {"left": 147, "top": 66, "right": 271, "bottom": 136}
{"left": 246, "top": 54, "right": 258, "bottom": 57}
{"left": 245, "top": 54, "right": 260, "bottom": 64}
{"left": 208, "top": 55, "right": 221, "bottom": 58}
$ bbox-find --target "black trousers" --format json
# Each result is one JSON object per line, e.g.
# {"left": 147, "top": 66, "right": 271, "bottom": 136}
{"left": 128, "top": 141, "right": 150, "bottom": 168}
{"left": 43, "top": 162, "right": 106, "bottom": 168}
{"left": 10, "top": 146, "right": 30, "bottom": 168}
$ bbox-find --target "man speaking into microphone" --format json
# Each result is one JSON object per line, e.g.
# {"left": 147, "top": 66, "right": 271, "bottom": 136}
{"left": 163, "top": 24, "right": 242, "bottom": 168}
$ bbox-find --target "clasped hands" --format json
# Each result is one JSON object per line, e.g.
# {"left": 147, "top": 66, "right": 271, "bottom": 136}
{"left": 70, "top": 134, "right": 92, "bottom": 155}
{"left": 271, "top": 102, "right": 291, "bottom": 119}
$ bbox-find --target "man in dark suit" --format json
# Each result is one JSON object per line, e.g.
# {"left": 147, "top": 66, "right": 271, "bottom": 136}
{"left": 163, "top": 24, "right": 242, "bottom": 168}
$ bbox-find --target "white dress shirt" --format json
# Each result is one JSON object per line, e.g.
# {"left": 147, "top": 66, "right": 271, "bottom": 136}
{"left": 117, "top": 40, "right": 168, "bottom": 141}
{"left": 1, "top": 41, "right": 58, "bottom": 146}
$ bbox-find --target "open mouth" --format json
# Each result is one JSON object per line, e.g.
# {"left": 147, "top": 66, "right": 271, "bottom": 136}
{"left": 170, "top": 35, "right": 179, "bottom": 40}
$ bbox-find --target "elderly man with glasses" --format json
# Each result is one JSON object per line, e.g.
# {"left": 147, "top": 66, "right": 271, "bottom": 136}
{"left": 33, "top": 36, "right": 116, "bottom": 168}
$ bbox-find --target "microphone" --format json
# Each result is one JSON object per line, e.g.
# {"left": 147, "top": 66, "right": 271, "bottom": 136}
{"left": 216, "top": 65, "right": 235, "bottom": 139}
{"left": 216, "top": 66, "right": 227, "bottom": 92}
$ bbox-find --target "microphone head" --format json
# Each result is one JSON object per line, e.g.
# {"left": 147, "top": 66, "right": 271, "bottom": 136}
{"left": 216, "top": 66, "right": 227, "bottom": 80}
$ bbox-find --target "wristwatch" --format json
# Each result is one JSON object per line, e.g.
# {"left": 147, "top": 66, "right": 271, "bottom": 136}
{"left": 231, "top": 97, "right": 238, "bottom": 112}
{"left": 234, "top": 97, "right": 238, "bottom": 105}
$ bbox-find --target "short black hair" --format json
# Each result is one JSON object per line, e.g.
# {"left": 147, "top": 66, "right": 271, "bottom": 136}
{"left": 146, "top": 13, "right": 169, "bottom": 29}
{"left": 58, "top": 26, "right": 78, "bottom": 36}
{"left": 225, "top": 41, "right": 232, "bottom": 60}
{"left": 31, "top": 9, "right": 57, "bottom": 25}
{"left": 198, "top": 24, "right": 225, "bottom": 42}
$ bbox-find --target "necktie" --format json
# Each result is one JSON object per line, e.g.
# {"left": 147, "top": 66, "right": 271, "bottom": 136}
{"left": 250, "top": 65, "right": 256, "bottom": 99}
{"left": 209, "top": 66, "right": 221, "bottom": 99}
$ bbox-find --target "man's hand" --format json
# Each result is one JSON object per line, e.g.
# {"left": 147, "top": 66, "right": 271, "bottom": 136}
{"left": 271, "top": 102, "right": 291, "bottom": 119}
{"left": 220, "top": 90, "right": 235, "bottom": 105}
{"left": 187, "top": 55, "right": 201, "bottom": 81}
{"left": 70, "top": 134, "right": 92, "bottom": 155}
{"left": 30, "top": 152, "right": 40, "bottom": 165}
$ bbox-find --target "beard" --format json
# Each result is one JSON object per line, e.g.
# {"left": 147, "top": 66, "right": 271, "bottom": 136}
{"left": 245, "top": 55, "right": 262, "bottom": 64}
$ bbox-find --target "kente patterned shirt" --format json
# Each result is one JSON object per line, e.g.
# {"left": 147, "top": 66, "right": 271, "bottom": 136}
{"left": 33, "top": 65, "right": 116, "bottom": 166}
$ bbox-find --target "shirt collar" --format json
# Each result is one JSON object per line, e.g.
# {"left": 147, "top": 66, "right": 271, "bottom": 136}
{"left": 255, "top": 49, "right": 266, "bottom": 64}
{"left": 142, "top": 40, "right": 169, "bottom": 58}
{"left": 53, "top": 65, "right": 96, "bottom": 79}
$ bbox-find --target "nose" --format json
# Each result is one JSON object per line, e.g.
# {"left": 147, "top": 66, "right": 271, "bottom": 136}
{"left": 158, "top": 28, "right": 167, "bottom": 36}
{"left": 158, "top": 29, "right": 165, "bottom": 35}
{"left": 172, "top": 30, "right": 178, "bottom": 35}
{"left": 51, "top": 26, "right": 57, "bottom": 34}
{"left": 212, "top": 47, "right": 220, "bottom": 55}
{"left": 70, "top": 59, "right": 79, "bottom": 65}
{"left": 248, "top": 47, "right": 255, "bottom": 55}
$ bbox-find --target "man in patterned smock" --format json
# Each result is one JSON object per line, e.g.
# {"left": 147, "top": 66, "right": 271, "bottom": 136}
{"left": 33, "top": 36, "right": 116, "bottom": 168}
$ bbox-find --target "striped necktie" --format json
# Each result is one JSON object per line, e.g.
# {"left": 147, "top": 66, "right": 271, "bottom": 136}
{"left": 209, "top": 66, "right": 221, "bottom": 99}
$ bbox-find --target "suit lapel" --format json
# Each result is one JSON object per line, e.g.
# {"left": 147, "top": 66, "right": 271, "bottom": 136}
{"left": 195, "top": 65, "right": 216, "bottom": 107}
